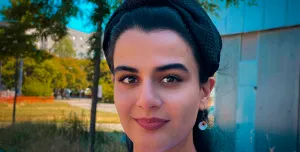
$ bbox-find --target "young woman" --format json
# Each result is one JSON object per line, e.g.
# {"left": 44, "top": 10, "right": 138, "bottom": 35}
{"left": 103, "top": 0, "right": 223, "bottom": 152}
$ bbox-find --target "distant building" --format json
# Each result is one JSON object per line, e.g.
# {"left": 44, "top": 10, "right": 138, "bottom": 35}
{"left": 1, "top": 21, "right": 92, "bottom": 59}
{"left": 39, "top": 28, "right": 92, "bottom": 59}
{"left": 67, "top": 28, "right": 92, "bottom": 59}
{"left": 0, "top": 0, "right": 94, "bottom": 59}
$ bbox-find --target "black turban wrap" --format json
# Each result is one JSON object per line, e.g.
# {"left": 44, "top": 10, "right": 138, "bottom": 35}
{"left": 103, "top": 0, "right": 222, "bottom": 77}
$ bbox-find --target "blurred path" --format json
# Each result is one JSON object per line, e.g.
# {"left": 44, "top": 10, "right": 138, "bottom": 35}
{"left": 96, "top": 123, "right": 123, "bottom": 132}
{"left": 56, "top": 98, "right": 118, "bottom": 114}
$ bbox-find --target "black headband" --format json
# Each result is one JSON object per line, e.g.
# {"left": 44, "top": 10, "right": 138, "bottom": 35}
{"left": 103, "top": 0, "right": 222, "bottom": 77}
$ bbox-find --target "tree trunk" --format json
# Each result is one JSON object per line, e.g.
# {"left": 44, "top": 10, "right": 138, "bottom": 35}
{"left": 18, "top": 59, "right": 23, "bottom": 96}
{"left": 0, "top": 61, "right": 2, "bottom": 90}
{"left": 12, "top": 56, "right": 19, "bottom": 126}
{"left": 89, "top": 27, "right": 102, "bottom": 152}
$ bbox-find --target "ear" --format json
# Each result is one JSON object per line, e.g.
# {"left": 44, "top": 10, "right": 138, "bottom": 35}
{"left": 199, "top": 77, "right": 216, "bottom": 110}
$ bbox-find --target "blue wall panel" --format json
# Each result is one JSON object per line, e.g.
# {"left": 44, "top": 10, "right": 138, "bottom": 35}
{"left": 287, "top": 0, "right": 300, "bottom": 26}
{"left": 210, "top": 0, "right": 300, "bottom": 35}
{"left": 236, "top": 61, "right": 257, "bottom": 152}
{"left": 238, "top": 61, "right": 257, "bottom": 86}
{"left": 225, "top": 2, "right": 245, "bottom": 34}
{"left": 209, "top": 0, "right": 227, "bottom": 35}
{"left": 263, "top": 0, "right": 287, "bottom": 30}
{"left": 255, "top": 27, "right": 300, "bottom": 152}
{"left": 243, "top": 1, "right": 264, "bottom": 33}
{"left": 235, "top": 86, "right": 256, "bottom": 152}
{"left": 215, "top": 35, "right": 242, "bottom": 150}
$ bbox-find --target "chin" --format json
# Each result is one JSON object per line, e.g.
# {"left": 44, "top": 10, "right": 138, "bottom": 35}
{"left": 133, "top": 141, "right": 171, "bottom": 152}
{"left": 131, "top": 134, "right": 175, "bottom": 152}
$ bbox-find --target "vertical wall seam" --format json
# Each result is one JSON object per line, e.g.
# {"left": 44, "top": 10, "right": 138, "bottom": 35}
{"left": 297, "top": 66, "right": 300, "bottom": 152}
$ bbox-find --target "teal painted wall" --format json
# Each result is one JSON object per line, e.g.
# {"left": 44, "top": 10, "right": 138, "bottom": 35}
{"left": 216, "top": 26, "right": 300, "bottom": 152}
{"left": 208, "top": 0, "right": 300, "bottom": 35}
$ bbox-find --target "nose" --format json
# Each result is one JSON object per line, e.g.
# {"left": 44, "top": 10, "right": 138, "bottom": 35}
{"left": 136, "top": 80, "right": 162, "bottom": 110}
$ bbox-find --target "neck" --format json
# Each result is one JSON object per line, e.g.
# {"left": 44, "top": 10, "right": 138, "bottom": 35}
{"left": 133, "top": 130, "right": 196, "bottom": 152}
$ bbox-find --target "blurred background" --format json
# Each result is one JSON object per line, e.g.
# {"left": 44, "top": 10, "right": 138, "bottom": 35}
{"left": 0, "top": 0, "right": 299, "bottom": 152}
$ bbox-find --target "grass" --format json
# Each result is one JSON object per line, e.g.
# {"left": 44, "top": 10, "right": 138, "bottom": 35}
{"left": 0, "top": 101, "right": 125, "bottom": 152}
{"left": 0, "top": 118, "right": 127, "bottom": 152}
{"left": 0, "top": 102, "right": 120, "bottom": 124}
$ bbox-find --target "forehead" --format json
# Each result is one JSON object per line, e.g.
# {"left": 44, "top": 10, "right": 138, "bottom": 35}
{"left": 113, "top": 29, "right": 198, "bottom": 72}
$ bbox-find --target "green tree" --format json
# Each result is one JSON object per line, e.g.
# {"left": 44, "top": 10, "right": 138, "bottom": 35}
{"left": 99, "top": 60, "right": 113, "bottom": 103}
{"left": 22, "top": 57, "right": 59, "bottom": 96}
{"left": 0, "top": 0, "right": 80, "bottom": 58}
{"left": 22, "top": 78, "right": 53, "bottom": 96}
{"left": 85, "top": 0, "right": 111, "bottom": 151}
{"left": 53, "top": 36, "right": 76, "bottom": 58}
{"left": 1, "top": 57, "right": 16, "bottom": 89}
{"left": 1, "top": 57, "right": 57, "bottom": 96}
{"left": 57, "top": 57, "right": 90, "bottom": 89}
{"left": 2, "top": 56, "right": 91, "bottom": 97}
{"left": 0, "top": 0, "right": 80, "bottom": 125}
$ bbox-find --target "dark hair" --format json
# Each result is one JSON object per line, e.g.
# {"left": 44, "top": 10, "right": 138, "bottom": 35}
{"left": 105, "top": 6, "right": 214, "bottom": 152}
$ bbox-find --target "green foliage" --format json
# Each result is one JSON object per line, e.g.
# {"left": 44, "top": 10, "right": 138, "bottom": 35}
{"left": 1, "top": 57, "right": 91, "bottom": 96}
{"left": 22, "top": 78, "right": 53, "bottom": 96}
{"left": 1, "top": 57, "right": 15, "bottom": 89}
{"left": 79, "top": 59, "right": 113, "bottom": 102}
{"left": 21, "top": 57, "right": 58, "bottom": 96}
{"left": 24, "top": 58, "right": 58, "bottom": 84}
{"left": 0, "top": 0, "right": 80, "bottom": 58}
{"left": 99, "top": 60, "right": 113, "bottom": 103}
{"left": 86, "top": 0, "right": 111, "bottom": 60}
{"left": 222, "top": 0, "right": 257, "bottom": 7}
{"left": 53, "top": 36, "right": 76, "bottom": 58}
{"left": 56, "top": 57, "right": 91, "bottom": 89}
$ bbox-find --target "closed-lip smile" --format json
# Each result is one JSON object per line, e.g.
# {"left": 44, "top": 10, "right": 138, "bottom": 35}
{"left": 133, "top": 117, "right": 170, "bottom": 130}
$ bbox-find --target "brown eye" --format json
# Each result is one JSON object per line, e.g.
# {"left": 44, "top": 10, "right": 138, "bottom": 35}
{"left": 120, "top": 76, "right": 138, "bottom": 84}
{"left": 161, "top": 75, "right": 182, "bottom": 83}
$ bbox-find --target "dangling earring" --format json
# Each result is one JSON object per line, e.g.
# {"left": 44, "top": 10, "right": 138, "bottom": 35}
{"left": 198, "top": 111, "right": 208, "bottom": 131}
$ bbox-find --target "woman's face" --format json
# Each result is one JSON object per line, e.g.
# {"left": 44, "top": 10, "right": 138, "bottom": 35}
{"left": 113, "top": 29, "right": 214, "bottom": 152}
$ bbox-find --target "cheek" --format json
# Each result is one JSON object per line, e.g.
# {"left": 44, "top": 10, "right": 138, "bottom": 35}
{"left": 159, "top": 83, "right": 202, "bottom": 127}
{"left": 113, "top": 85, "right": 136, "bottom": 120}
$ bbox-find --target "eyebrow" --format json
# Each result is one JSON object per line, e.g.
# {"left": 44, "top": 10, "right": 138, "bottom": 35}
{"left": 155, "top": 63, "right": 189, "bottom": 72}
{"left": 114, "top": 63, "right": 189, "bottom": 74}
{"left": 113, "top": 66, "right": 139, "bottom": 74}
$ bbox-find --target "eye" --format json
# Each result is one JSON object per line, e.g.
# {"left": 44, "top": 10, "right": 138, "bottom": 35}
{"left": 119, "top": 76, "right": 138, "bottom": 84}
{"left": 161, "top": 75, "right": 182, "bottom": 83}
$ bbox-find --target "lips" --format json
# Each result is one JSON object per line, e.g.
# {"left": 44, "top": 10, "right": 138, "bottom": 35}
{"left": 133, "top": 117, "right": 169, "bottom": 130}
